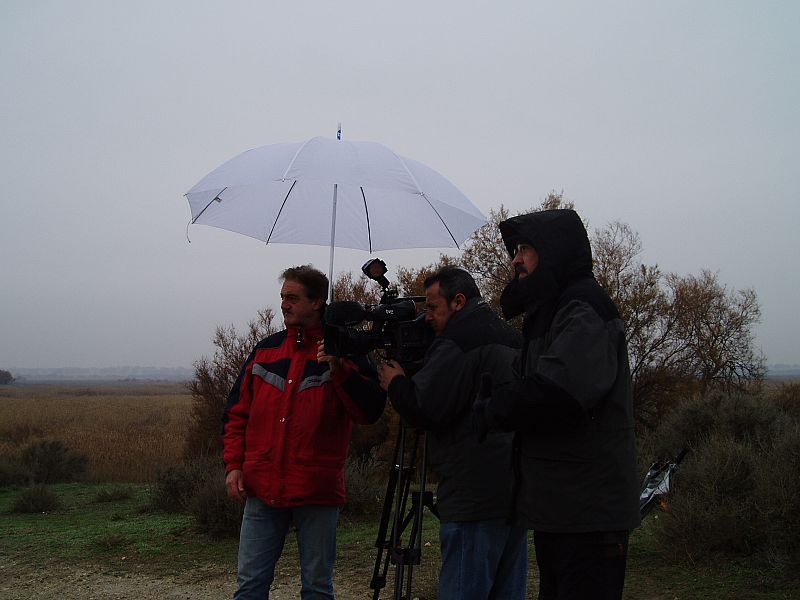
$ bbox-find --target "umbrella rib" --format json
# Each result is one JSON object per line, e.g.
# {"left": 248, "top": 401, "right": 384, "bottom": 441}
{"left": 280, "top": 138, "right": 313, "bottom": 181}
{"left": 391, "top": 153, "right": 461, "bottom": 247}
{"left": 190, "top": 187, "right": 227, "bottom": 224}
{"left": 361, "top": 187, "right": 372, "bottom": 253}
{"left": 266, "top": 180, "right": 297, "bottom": 243}
{"left": 422, "top": 197, "right": 460, "bottom": 248}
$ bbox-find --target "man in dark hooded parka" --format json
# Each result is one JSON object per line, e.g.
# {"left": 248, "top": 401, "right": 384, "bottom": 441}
{"left": 476, "top": 208, "right": 640, "bottom": 600}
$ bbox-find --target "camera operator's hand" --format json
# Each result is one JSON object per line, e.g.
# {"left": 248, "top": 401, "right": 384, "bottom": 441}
{"left": 378, "top": 359, "right": 405, "bottom": 391}
{"left": 317, "top": 340, "right": 341, "bottom": 374}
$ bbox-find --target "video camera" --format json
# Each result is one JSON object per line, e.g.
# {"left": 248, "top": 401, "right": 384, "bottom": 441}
{"left": 324, "top": 258, "right": 433, "bottom": 368}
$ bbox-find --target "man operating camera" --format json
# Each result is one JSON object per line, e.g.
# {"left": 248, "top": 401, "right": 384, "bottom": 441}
{"left": 378, "top": 266, "right": 527, "bottom": 600}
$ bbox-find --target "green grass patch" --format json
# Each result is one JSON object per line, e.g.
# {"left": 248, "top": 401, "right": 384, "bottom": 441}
{"left": 0, "top": 483, "right": 798, "bottom": 598}
{"left": 0, "top": 483, "right": 236, "bottom": 575}
{"left": 625, "top": 518, "right": 798, "bottom": 599}
{"left": 93, "top": 485, "right": 135, "bottom": 503}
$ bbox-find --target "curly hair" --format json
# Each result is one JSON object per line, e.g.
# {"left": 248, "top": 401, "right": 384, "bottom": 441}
{"left": 280, "top": 265, "right": 329, "bottom": 302}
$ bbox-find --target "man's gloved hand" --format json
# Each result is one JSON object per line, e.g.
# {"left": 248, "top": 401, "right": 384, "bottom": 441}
{"left": 472, "top": 373, "right": 493, "bottom": 443}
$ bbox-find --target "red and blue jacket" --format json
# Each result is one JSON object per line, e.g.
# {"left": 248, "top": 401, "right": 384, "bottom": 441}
{"left": 223, "top": 325, "right": 385, "bottom": 507}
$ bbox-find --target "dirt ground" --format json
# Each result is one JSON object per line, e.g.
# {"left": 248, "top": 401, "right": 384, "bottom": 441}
{"left": 0, "top": 558, "right": 374, "bottom": 600}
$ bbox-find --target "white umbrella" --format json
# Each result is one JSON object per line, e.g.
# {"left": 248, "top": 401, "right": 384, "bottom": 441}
{"left": 184, "top": 136, "right": 486, "bottom": 300}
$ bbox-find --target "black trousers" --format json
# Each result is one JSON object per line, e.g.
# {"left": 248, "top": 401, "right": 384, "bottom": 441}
{"left": 533, "top": 530, "right": 629, "bottom": 600}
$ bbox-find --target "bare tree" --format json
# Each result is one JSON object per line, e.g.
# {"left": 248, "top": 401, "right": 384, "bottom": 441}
{"left": 457, "top": 195, "right": 765, "bottom": 430}
{"left": 592, "top": 221, "right": 680, "bottom": 427}
{"left": 458, "top": 205, "right": 515, "bottom": 312}
{"left": 185, "top": 309, "right": 277, "bottom": 459}
{"left": 332, "top": 271, "right": 382, "bottom": 305}
{"left": 459, "top": 191, "right": 574, "bottom": 311}
{"left": 0, "top": 369, "right": 13, "bottom": 385}
{"left": 668, "top": 270, "right": 765, "bottom": 393}
{"left": 395, "top": 254, "right": 458, "bottom": 298}
{"left": 592, "top": 221, "right": 765, "bottom": 429}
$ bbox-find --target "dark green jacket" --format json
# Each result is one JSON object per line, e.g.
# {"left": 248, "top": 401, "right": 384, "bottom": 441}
{"left": 388, "top": 298, "right": 521, "bottom": 522}
{"left": 490, "top": 209, "right": 641, "bottom": 533}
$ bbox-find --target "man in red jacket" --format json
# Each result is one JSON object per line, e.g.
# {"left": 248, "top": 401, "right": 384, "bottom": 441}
{"left": 224, "top": 265, "right": 386, "bottom": 600}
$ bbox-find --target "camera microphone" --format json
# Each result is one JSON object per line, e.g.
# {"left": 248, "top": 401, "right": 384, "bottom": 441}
{"left": 325, "top": 301, "right": 370, "bottom": 326}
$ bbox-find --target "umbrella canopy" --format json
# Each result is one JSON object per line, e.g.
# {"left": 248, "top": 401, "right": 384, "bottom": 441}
{"left": 185, "top": 136, "right": 487, "bottom": 253}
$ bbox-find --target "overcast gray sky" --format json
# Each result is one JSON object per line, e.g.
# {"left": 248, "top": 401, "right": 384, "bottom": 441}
{"left": 1, "top": 1, "right": 798, "bottom": 370}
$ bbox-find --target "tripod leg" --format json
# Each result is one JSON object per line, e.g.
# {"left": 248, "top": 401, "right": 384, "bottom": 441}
{"left": 371, "top": 422, "right": 403, "bottom": 599}
{"left": 371, "top": 424, "right": 433, "bottom": 600}
{"left": 404, "top": 431, "right": 429, "bottom": 600}
{"left": 392, "top": 425, "right": 414, "bottom": 600}
{"left": 371, "top": 422, "right": 420, "bottom": 600}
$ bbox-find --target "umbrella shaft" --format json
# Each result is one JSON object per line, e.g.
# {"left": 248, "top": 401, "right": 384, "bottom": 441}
{"left": 328, "top": 184, "right": 338, "bottom": 303}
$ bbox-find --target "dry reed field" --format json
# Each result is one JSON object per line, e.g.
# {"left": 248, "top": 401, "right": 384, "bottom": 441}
{"left": 0, "top": 382, "right": 192, "bottom": 482}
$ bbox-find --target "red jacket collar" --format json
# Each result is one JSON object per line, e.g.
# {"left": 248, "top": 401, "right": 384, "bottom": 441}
{"left": 286, "top": 324, "right": 323, "bottom": 346}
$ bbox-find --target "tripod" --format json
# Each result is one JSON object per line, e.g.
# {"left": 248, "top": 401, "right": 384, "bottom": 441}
{"left": 370, "top": 421, "right": 438, "bottom": 600}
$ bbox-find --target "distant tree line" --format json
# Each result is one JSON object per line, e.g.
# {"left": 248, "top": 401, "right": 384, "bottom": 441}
{"left": 0, "top": 369, "right": 14, "bottom": 385}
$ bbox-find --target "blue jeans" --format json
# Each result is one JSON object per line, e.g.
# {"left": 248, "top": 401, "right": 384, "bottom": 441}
{"left": 438, "top": 519, "right": 528, "bottom": 600}
{"left": 234, "top": 497, "right": 340, "bottom": 600}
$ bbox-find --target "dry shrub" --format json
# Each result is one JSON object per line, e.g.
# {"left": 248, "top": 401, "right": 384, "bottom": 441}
{"left": 189, "top": 471, "right": 244, "bottom": 539}
{"left": 94, "top": 485, "right": 135, "bottom": 503}
{"left": 645, "top": 389, "right": 800, "bottom": 570}
{"left": 0, "top": 456, "right": 27, "bottom": 486}
{"left": 754, "top": 421, "right": 800, "bottom": 566}
{"left": 643, "top": 391, "right": 779, "bottom": 462}
{"left": 150, "top": 456, "right": 243, "bottom": 537}
{"left": 0, "top": 423, "right": 44, "bottom": 447}
{"left": 341, "top": 454, "right": 388, "bottom": 520}
{"left": 21, "top": 440, "right": 88, "bottom": 484}
{"left": 12, "top": 484, "right": 62, "bottom": 513}
{"left": 653, "top": 434, "right": 759, "bottom": 560}
{"left": 150, "top": 458, "right": 217, "bottom": 513}
{"left": 767, "top": 381, "right": 800, "bottom": 420}
{"left": 0, "top": 384, "right": 191, "bottom": 483}
{"left": 349, "top": 411, "right": 392, "bottom": 470}
{"left": 185, "top": 310, "right": 277, "bottom": 460}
